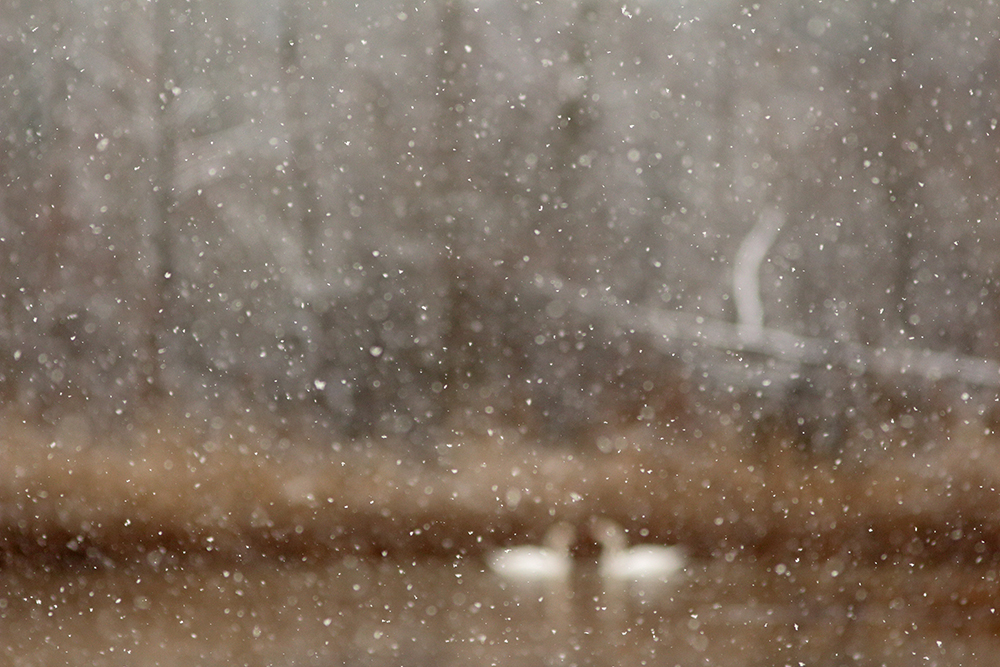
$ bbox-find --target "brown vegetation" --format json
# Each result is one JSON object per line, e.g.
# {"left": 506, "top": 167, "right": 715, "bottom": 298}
{"left": 2, "top": 410, "right": 1000, "bottom": 575}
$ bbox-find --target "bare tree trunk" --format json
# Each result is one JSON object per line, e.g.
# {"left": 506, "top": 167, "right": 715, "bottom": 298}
{"left": 279, "top": 2, "right": 326, "bottom": 277}
{"left": 432, "top": 0, "right": 479, "bottom": 421}
{"left": 140, "top": 0, "right": 180, "bottom": 401}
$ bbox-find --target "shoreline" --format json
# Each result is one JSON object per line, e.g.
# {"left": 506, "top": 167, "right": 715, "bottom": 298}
{"left": 2, "top": 419, "right": 999, "bottom": 570}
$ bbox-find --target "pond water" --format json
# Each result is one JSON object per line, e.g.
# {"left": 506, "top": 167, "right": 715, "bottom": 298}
{"left": 1, "top": 555, "right": 997, "bottom": 666}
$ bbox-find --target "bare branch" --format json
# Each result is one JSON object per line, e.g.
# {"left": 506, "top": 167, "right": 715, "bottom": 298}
{"left": 538, "top": 277, "right": 1000, "bottom": 389}
{"left": 732, "top": 206, "right": 784, "bottom": 344}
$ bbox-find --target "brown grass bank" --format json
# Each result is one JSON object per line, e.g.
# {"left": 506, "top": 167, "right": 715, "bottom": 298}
{"left": 1, "top": 412, "right": 999, "bottom": 571}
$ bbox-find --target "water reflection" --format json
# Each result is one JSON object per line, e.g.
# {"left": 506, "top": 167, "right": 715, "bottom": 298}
{"left": 1, "top": 556, "right": 998, "bottom": 666}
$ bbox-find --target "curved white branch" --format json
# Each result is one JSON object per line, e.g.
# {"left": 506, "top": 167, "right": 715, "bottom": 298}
{"left": 733, "top": 207, "right": 784, "bottom": 342}
{"left": 535, "top": 275, "right": 1000, "bottom": 389}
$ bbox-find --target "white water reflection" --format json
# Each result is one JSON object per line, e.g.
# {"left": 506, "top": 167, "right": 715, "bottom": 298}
{"left": 0, "top": 557, "right": 997, "bottom": 666}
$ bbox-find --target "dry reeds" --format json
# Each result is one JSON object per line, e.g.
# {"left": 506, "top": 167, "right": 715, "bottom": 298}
{"left": 1, "top": 410, "right": 1000, "bottom": 569}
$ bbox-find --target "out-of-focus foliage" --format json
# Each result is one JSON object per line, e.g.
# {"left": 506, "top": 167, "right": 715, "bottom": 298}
{"left": 1, "top": 0, "right": 998, "bottom": 450}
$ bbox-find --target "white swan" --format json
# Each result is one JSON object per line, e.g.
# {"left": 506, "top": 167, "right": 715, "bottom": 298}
{"left": 487, "top": 522, "right": 576, "bottom": 582}
{"left": 591, "top": 517, "right": 686, "bottom": 583}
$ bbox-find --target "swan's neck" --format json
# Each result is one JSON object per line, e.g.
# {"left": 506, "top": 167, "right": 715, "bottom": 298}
{"left": 594, "top": 519, "right": 629, "bottom": 556}
{"left": 543, "top": 522, "right": 576, "bottom": 555}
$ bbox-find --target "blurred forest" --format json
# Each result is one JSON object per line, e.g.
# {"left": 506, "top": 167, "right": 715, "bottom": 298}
{"left": 2, "top": 0, "right": 1000, "bottom": 460}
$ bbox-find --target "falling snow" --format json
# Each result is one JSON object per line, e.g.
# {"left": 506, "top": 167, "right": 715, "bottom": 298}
{"left": 1, "top": 0, "right": 1000, "bottom": 664}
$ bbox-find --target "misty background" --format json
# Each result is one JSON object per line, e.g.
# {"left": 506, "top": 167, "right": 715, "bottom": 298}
{"left": 2, "top": 0, "right": 999, "bottom": 457}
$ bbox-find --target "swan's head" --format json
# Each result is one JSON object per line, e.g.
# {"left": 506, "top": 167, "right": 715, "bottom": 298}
{"left": 589, "top": 516, "right": 629, "bottom": 554}
{"left": 542, "top": 521, "right": 577, "bottom": 553}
